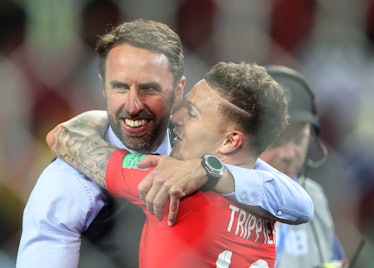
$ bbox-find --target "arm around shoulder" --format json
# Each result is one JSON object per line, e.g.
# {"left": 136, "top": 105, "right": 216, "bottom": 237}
{"left": 46, "top": 110, "right": 114, "bottom": 189}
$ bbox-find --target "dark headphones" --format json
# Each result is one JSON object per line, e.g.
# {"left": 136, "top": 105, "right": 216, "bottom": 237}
{"left": 265, "top": 65, "right": 326, "bottom": 168}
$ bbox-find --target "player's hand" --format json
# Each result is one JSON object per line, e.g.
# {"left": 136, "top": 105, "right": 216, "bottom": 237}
{"left": 137, "top": 155, "right": 207, "bottom": 226}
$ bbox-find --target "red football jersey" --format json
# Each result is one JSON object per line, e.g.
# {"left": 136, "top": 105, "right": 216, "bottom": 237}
{"left": 106, "top": 149, "right": 276, "bottom": 268}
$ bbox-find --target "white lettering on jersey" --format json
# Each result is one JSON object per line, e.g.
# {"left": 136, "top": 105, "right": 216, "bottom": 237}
{"left": 227, "top": 204, "right": 274, "bottom": 244}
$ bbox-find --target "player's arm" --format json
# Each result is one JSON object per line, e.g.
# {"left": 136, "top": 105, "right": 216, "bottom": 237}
{"left": 47, "top": 113, "right": 174, "bottom": 220}
{"left": 46, "top": 110, "right": 113, "bottom": 189}
{"left": 137, "top": 155, "right": 314, "bottom": 225}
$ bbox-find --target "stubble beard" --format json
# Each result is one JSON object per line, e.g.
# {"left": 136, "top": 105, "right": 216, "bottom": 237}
{"left": 108, "top": 113, "right": 169, "bottom": 153}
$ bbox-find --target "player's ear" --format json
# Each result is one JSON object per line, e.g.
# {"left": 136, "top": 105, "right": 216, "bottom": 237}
{"left": 172, "top": 76, "right": 186, "bottom": 111}
{"left": 221, "top": 130, "right": 244, "bottom": 154}
{"left": 99, "top": 74, "right": 106, "bottom": 98}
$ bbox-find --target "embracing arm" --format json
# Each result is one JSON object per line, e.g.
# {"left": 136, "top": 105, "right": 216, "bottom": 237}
{"left": 225, "top": 160, "right": 314, "bottom": 224}
{"left": 47, "top": 111, "right": 313, "bottom": 225}
{"left": 137, "top": 156, "right": 314, "bottom": 225}
{"left": 46, "top": 110, "right": 114, "bottom": 189}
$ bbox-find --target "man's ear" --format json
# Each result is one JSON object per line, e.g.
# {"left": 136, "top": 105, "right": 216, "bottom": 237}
{"left": 172, "top": 76, "right": 186, "bottom": 111}
{"left": 221, "top": 130, "right": 244, "bottom": 154}
{"left": 99, "top": 74, "right": 106, "bottom": 98}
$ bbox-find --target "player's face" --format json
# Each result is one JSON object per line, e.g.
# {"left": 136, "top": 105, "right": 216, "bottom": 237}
{"left": 103, "top": 44, "right": 184, "bottom": 152}
{"left": 260, "top": 123, "right": 311, "bottom": 178}
{"left": 170, "top": 80, "right": 229, "bottom": 160}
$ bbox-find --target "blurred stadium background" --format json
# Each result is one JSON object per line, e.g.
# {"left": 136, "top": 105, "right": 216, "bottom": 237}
{"left": 1, "top": 0, "right": 374, "bottom": 267}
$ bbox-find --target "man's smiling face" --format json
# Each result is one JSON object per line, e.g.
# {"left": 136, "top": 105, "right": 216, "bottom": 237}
{"left": 103, "top": 44, "right": 182, "bottom": 152}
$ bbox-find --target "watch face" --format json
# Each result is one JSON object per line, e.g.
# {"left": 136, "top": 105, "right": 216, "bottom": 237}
{"left": 207, "top": 155, "right": 223, "bottom": 170}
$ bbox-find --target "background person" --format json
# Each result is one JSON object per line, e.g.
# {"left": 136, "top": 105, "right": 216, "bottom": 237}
{"left": 260, "top": 65, "right": 347, "bottom": 268}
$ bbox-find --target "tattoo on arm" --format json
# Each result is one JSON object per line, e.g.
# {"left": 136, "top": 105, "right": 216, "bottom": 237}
{"left": 48, "top": 117, "right": 115, "bottom": 189}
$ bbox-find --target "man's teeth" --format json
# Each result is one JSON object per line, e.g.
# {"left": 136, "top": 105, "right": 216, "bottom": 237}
{"left": 125, "top": 119, "right": 147, "bottom": 128}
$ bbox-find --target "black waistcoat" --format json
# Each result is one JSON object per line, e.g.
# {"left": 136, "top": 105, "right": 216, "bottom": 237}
{"left": 79, "top": 193, "right": 145, "bottom": 268}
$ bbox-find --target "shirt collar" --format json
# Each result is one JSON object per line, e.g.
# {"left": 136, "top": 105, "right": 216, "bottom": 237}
{"left": 106, "top": 126, "right": 172, "bottom": 155}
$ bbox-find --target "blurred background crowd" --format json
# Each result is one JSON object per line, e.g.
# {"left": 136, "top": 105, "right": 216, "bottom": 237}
{"left": 1, "top": 0, "right": 374, "bottom": 267}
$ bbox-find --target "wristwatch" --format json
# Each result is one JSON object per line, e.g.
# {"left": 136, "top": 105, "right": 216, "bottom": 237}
{"left": 201, "top": 154, "right": 224, "bottom": 191}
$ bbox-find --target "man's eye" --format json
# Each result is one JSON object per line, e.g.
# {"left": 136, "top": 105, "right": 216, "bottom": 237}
{"left": 292, "top": 136, "right": 305, "bottom": 145}
{"left": 185, "top": 108, "right": 196, "bottom": 118}
{"left": 139, "top": 86, "right": 153, "bottom": 91}
{"left": 139, "top": 83, "right": 160, "bottom": 92}
{"left": 187, "top": 111, "right": 196, "bottom": 118}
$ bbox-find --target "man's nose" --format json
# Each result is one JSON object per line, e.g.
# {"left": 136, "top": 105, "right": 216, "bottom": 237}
{"left": 171, "top": 108, "right": 184, "bottom": 127}
{"left": 127, "top": 88, "right": 144, "bottom": 114}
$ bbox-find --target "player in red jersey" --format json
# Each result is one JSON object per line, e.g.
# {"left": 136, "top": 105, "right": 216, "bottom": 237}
{"left": 107, "top": 151, "right": 276, "bottom": 267}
